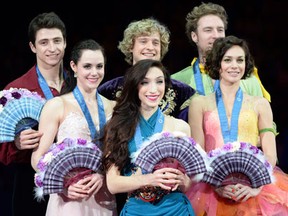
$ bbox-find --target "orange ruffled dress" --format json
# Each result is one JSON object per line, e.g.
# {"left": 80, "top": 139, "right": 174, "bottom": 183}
{"left": 186, "top": 95, "right": 288, "bottom": 216}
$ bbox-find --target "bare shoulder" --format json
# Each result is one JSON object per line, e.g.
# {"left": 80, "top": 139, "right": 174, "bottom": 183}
{"left": 40, "top": 95, "right": 65, "bottom": 122}
{"left": 164, "top": 115, "right": 191, "bottom": 136}
{"left": 190, "top": 94, "right": 211, "bottom": 106}
{"left": 255, "top": 96, "right": 271, "bottom": 112}
{"left": 43, "top": 95, "right": 64, "bottom": 110}
{"left": 247, "top": 94, "right": 271, "bottom": 109}
{"left": 99, "top": 95, "right": 116, "bottom": 117}
{"left": 191, "top": 94, "right": 204, "bottom": 103}
{"left": 257, "top": 97, "right": 270, "bottom": 106}
{"left": 101, "top": 96, "right": 116, "bottom": 107}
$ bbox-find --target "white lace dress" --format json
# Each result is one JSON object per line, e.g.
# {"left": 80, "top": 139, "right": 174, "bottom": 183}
{"left": 45, "top": 112, "right": 117, "bottom": 216}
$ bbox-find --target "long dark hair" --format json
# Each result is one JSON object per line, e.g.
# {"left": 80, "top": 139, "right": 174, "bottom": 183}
{"left": 61, "top": 39, "right": 105, "bottom": 95}
{"left": 102, "top": 59, "right": 171, "bottom": 172}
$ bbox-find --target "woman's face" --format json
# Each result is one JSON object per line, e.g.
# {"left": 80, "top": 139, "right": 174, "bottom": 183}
{"left": 138, "top": 66, "right": 165, "bottom": 111}
{"left": 70, "top": 49, "right": 105, "bottom": 92}
{"left": 219, "top": 45, "right": 245, "bottom": 84}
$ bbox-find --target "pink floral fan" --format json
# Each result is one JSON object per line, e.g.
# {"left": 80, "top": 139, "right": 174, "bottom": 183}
{"left": 131, "top": 132, "right": 209, "bottom": 178}
{"left": 202, "top": 142, "right": 275, "bottom": 188}
{"left": 34, "top": 137, "right": 103, "bottom": 201}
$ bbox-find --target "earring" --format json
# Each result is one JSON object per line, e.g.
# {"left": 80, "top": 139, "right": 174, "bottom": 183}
{"left": 74, "top": 73, "right": 77, "bottom": 78}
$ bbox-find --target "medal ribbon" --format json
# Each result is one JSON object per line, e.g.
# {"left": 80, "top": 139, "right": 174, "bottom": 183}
{"left": 216, "top": 86, "right": 243, "bottom": 143}
{"left": 73, "top": 86, "right": 106, "bottom": 140}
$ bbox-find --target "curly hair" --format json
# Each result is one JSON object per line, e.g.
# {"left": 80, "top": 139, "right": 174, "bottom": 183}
{"left": 118, "top": 18, "right": 170, "bottom": 65}
{"left": 185, "top": 2, "right": 228, "bottom": 44}
{"left": 102, "top": 59, "right": 171, "bottom": 172}
{"left": 205, "top": 35, "right": 254, "bottom": 80}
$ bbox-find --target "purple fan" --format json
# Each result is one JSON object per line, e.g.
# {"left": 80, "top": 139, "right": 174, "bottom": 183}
{"left": 202, "top": 142, "right": 274, "bottom": 188}
{"left": 34, "top": 138, "right": 102, "bottom": 200}
{"left": 133, "top": 132, "right": 208, "bottom": 177}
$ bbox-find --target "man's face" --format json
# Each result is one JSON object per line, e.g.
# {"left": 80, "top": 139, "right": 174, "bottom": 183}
{"left": 131, "top": 32, "right": 161, "bottom": 65}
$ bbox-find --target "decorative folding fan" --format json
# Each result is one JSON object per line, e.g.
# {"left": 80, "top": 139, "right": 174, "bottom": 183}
{"left": 34, "top": 137, "right": 103, "bottom": 201}
{"left": 0, "top": 88, "right": 46, "bottom": 142}
{"left": 202, "top": 141, "right": 275, "bottom": 188}
{"left": 131, "top": 131, "right": 209, "bottom": 178}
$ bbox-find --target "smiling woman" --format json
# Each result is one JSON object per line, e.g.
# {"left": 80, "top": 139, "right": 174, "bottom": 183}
{"left": 31, "top": 39, "right": 117, "bottom": 216}
{"left": 187, "top": 35, "right": 288, "bottom": 216}
{"left": 102, "top": 59, "right": 197, "bottom": 216}
{"left": 0, "top": 2, "right": 288, "bottom": 216}
{"left": 98, "top": 17, "right": 196, "bottom": 123}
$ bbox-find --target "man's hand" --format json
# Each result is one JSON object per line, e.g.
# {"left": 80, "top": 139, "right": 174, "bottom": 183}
{"left": 15, "top": 128, "right": 43, "bottom": 150}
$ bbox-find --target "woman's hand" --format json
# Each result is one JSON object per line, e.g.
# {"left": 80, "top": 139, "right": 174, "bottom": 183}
{"left": 215, "top": 184, "right": 262, "bottom": 202}
{"left": 81, "top": 173, "right": 104, "bottom": 196}
{"left": 149, "top": 167, "right": 186, "bottom": 191}
{"left": 215, "top": 185, "right": 236, "bottom": 200}
{"left": 232, "top": 184, "right": 262, "bottom": 202}
{"left": 64, "top": 173, "right": 104, "bottom": 200}
{"left": 177, "top": 172, "right": 192, "bottom": 192}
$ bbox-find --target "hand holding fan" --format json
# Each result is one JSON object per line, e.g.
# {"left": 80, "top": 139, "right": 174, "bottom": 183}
{"left": 202, "top": 141, "right": 275, "bottom": 188}
{"left": 34, "top": 137, "right": 103, "bottom": 201}
{"left": 0, "top": 87, "right": 46, "bottom": 142}
{"left": 131, "top": 131, "right": 209, "bottom": 179}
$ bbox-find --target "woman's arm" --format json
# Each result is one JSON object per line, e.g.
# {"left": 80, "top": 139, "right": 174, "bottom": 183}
{"left": 31, "top": 97, "right": 63, "bottom": 171}
{"left": 257, "top": 98, "right": 277, "bottom": 166}
{"left": 106, "top": 164, "right": 184, "bottom": 194}
{"left": 188, "top": 96, "right": 205, "bottom": 149}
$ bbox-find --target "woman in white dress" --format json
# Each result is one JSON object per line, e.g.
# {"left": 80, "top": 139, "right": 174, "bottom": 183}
{"left": 31, "top": 39, "right": 117, "bottom": 216}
